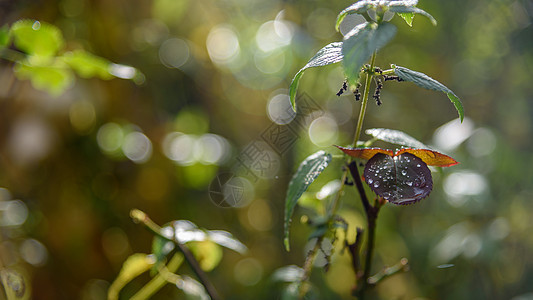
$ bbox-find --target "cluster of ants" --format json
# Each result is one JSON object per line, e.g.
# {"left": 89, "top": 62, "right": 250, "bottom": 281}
{"left": 336, "top": 66, "right": 403, "bottom": 106}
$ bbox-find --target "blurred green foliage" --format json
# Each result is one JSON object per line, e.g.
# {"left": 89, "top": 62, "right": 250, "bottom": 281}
{"left": 0, "top": 0, "right": 532, "bottom": 299}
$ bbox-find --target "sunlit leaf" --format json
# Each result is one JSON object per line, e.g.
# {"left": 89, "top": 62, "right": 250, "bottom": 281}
{"left": 188, "top": 240, "right": 223, "bottom": 272}
{"left": 393, "top": 65, "right": 464, "bottom": 122}
{"left": 108, "top": 253, "right": 155, "bottom": 300}
{"left": 170, "top": 220, "right": 247, "bottom": 253}
{"left": 0, "top": 25, "right": 11, "bottom": 49}
{"left": 335, "top": 146, "right": 393, "bottom": 160}
{"left": 335, "top": 0, "right": 373, "bottom": 32}
{"left": 342, "top": 22, "right": 396, "bottom": 87}
{"left": 365, "top": 128, "right": 428, "bottom": 148}
{"left": 272, "top": 265, "right": 305, "bottom": 283}
{"left": 10, "top": 20, "right": 64, "bottom": 57}
{"left": 364, "top": 152, "right": 433, "bottom": 205}
{"left": 62, "top": 50, "right": 114, "bottom": 79}
{"left": 284, "top": 151, "right": 332, "bottom": 251}
{"left": 290, "top": 42, "right": 343, "bottom": 111}
{"left": 175, "top": 275, "right": 209, "bottom": 300}
{"left": 0, "top": 269, "right": 29, "bottom": 300}
{"left": 388, "top": 6, "right": 437, "bottom": 25}
{"left": 335, "top": 0, "right": 419, "bottom": 31}
{"left": 397, "top": 12, "right": 415, "bottom": 26}
{"left": 396, "top": 148, "right": 458, "bottom": 167}
{"left": 14, "top": 61, "right": 74, "bottom": 96}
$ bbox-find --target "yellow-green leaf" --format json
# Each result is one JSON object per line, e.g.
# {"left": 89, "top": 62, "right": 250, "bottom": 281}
{"left": 10, "top": 20, "right": 64, "bottom": 57}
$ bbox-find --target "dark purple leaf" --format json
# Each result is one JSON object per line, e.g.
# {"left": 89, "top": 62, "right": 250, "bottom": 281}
{"left": 364, "top": 152, "right": 433, "bottom": 205}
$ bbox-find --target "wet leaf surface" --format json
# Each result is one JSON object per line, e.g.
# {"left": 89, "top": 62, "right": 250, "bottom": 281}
{"left": 364, "top": 152, "right": 433, "bottom": 205}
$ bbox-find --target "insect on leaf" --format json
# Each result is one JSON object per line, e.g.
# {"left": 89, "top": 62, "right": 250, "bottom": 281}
{"left": 284, "top": 151, "right": 331, "bottom": 251}
{"left": 342, "top": 22, "right": 396, "bottom": 87}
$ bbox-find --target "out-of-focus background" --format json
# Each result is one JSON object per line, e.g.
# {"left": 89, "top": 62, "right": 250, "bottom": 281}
{"left": 0, "top": 0, "right": 532, "bottom": 299}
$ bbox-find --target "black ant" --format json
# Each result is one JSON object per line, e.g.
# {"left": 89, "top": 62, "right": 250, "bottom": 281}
{"left": 373, "top": 77, "right": 383, "bottom": 105}
{"left": 336, "top": 80, "right": 348, "bottom": 96}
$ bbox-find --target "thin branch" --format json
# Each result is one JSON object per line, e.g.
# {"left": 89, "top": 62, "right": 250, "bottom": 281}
{"left": 368, "top": 258, "right": 409, "bottom": 286}
{"left": 346, "top": 227, "right": 364, "bottom": 278}
{"left": 130, "top": 209, "right": 221, "bottom": 300}
{"left": 298, "top": 236, "right": 323, "bottom": 299}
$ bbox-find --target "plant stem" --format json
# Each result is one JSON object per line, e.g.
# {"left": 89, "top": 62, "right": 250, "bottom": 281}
{"left": 131, "top": 252, "right": 185, "bottom": 300}
{"left": 352, "top": 51, "right": 377, "bottom": 146}
{"left": 130, "top": 209, "right": 221, "bottom": 300}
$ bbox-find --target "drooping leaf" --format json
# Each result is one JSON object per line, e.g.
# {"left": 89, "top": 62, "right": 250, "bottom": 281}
{"left": 335, "top": 0, "right": 374, "bottom": 32}
{"left": 342, "top": 22, "right": 396, "bottom": 87}
{"left": 396, "top": 148, "right": 458, "bottom": 167}
{"left": 108, "top": 253, "right": 155, "bottom": 300}
{"left": 14, "top": 61, "right": 74, "bottom": 96}
{"left": 289, "top": 42, "right": 343, "bottom": 111}
{"left": 364, "top": 152, "right": 433, "bottom": 205}
{"left": 335, "top": 146, "right": 393, "bottom": 160}
{"left": 0, "top": 25, "right": 11, "bottom": 49}
{"left": 284, "top": 151, "right": 332, "bottom": 251}
{"left": 0, "top": 269, "right": 29, "bottom": 300}
{"left": 188, "top": 240, "right": 223, "bottom": 272}
{"left": 10, "top": 20, "right": 64, "bottom": 57}
{"left": 388, "top": 6, "right": 437, "bottom": 25}
{"left": 62, "top": 50, "right": 114, "bottom": 79}
{"left": 365, "top": 128, "right": 428, "bottom": 148}
{"left": 207, "top": 230, "right": 248, "bottom": 254}
{"left": 397, "top": 12, "right": 415, "bottom": 26}
{"left": 393, "top": 65, "right": 464, "bottom": 122}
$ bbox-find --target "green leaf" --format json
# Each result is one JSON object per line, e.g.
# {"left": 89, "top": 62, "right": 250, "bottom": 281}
{"left": 151, "top": 233, "right": 175, "bottom": 274}
{"left": 10, "top": 20, "right": 64, "bottom": 57}
{"left": 284, "top": 151, "right": 332, "bottom": 251}
{"left": 388, "top": 6, "right": 437, "bottom": 25}
{"left": 172, "top": 220, "right": 247, "bottom": 254}
{"left": 342, "top": 22, "right": 396, "bottom": 87}
{"left": 397, "top": 12, "right": 415, "bottom": 26}
{"left": 289, "top": 42, "right": 343, "bottom": 111}
{"left": 0, "top": 269, "right": 29, "bottom": 300}
{"left": 393, "top": 65, "right": 464, "bottom": 122}
{"left": 108, "top": 253, "right": 155, "bottom": 300}
{"left": 335, "top": 0, "right": 419, "bottom": 31}
{"left": 365, "top": 128, "right": 428, "bottom": 148}
{"left": 62, "top": 50, "right": 114, "bottom": 79}
{"left": 14, "top": 61, "right": 74, "bottom": 96}
{"left": 335, "top": 0, "right": 373, "bottom": 32}
{"left": 0, "top": 25, "right": 11, "bottom": 49}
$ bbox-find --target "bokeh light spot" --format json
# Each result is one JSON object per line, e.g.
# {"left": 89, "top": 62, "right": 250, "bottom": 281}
{"left": 122, "top": 132, "right": 152, "bottom": 163}
{"left": 159, "top": 38, "right": 190, "bottom": 69}
{"left": 267, "top": 93, "right": 295, "bottom": 125}
{"left": 207, "top": 25, "right": 240, "bottom": 65}
{"left": 308, "top": 116, "right": 338, "bottom": 147}
{"left": 233, "top": 258, "right": 263, "bottom": 286}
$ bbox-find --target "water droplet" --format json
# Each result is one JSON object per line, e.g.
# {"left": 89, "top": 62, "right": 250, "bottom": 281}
{"left": 373, "top": 181, "right": 380, "bottom": 188}
{"left": 416, "top": 164, "right": 421, "bottom": 168}
{"left": 407, "top": 181, "right": 413, "bottom": 186}
{"left": 368, "top": 178, "right": 373, "bottom": 184}
{"left": 401, "top": 170, "right": 407, "bottom": 176}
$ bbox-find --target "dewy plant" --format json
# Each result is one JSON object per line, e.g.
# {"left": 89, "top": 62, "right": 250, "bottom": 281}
{"left": 283, "top": 0, "right": 463, "bottom": 298}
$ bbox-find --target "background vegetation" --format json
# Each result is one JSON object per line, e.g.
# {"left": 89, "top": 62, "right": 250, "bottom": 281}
{"left": 0, "top": 0, "right": 532, "bottom": 299}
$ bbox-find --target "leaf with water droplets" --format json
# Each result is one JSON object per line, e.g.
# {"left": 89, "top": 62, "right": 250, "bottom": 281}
{"left": 396, "top": 148, "right": 458, "bottom": 167}
{"left": 284, "top": 151, "right": 332, "bottom": 251}
{"left": 336, "top": 146, "right": 458, "bottom": 205}
{"left": 364, "top": 152, "right": 433, "bottom": 205}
